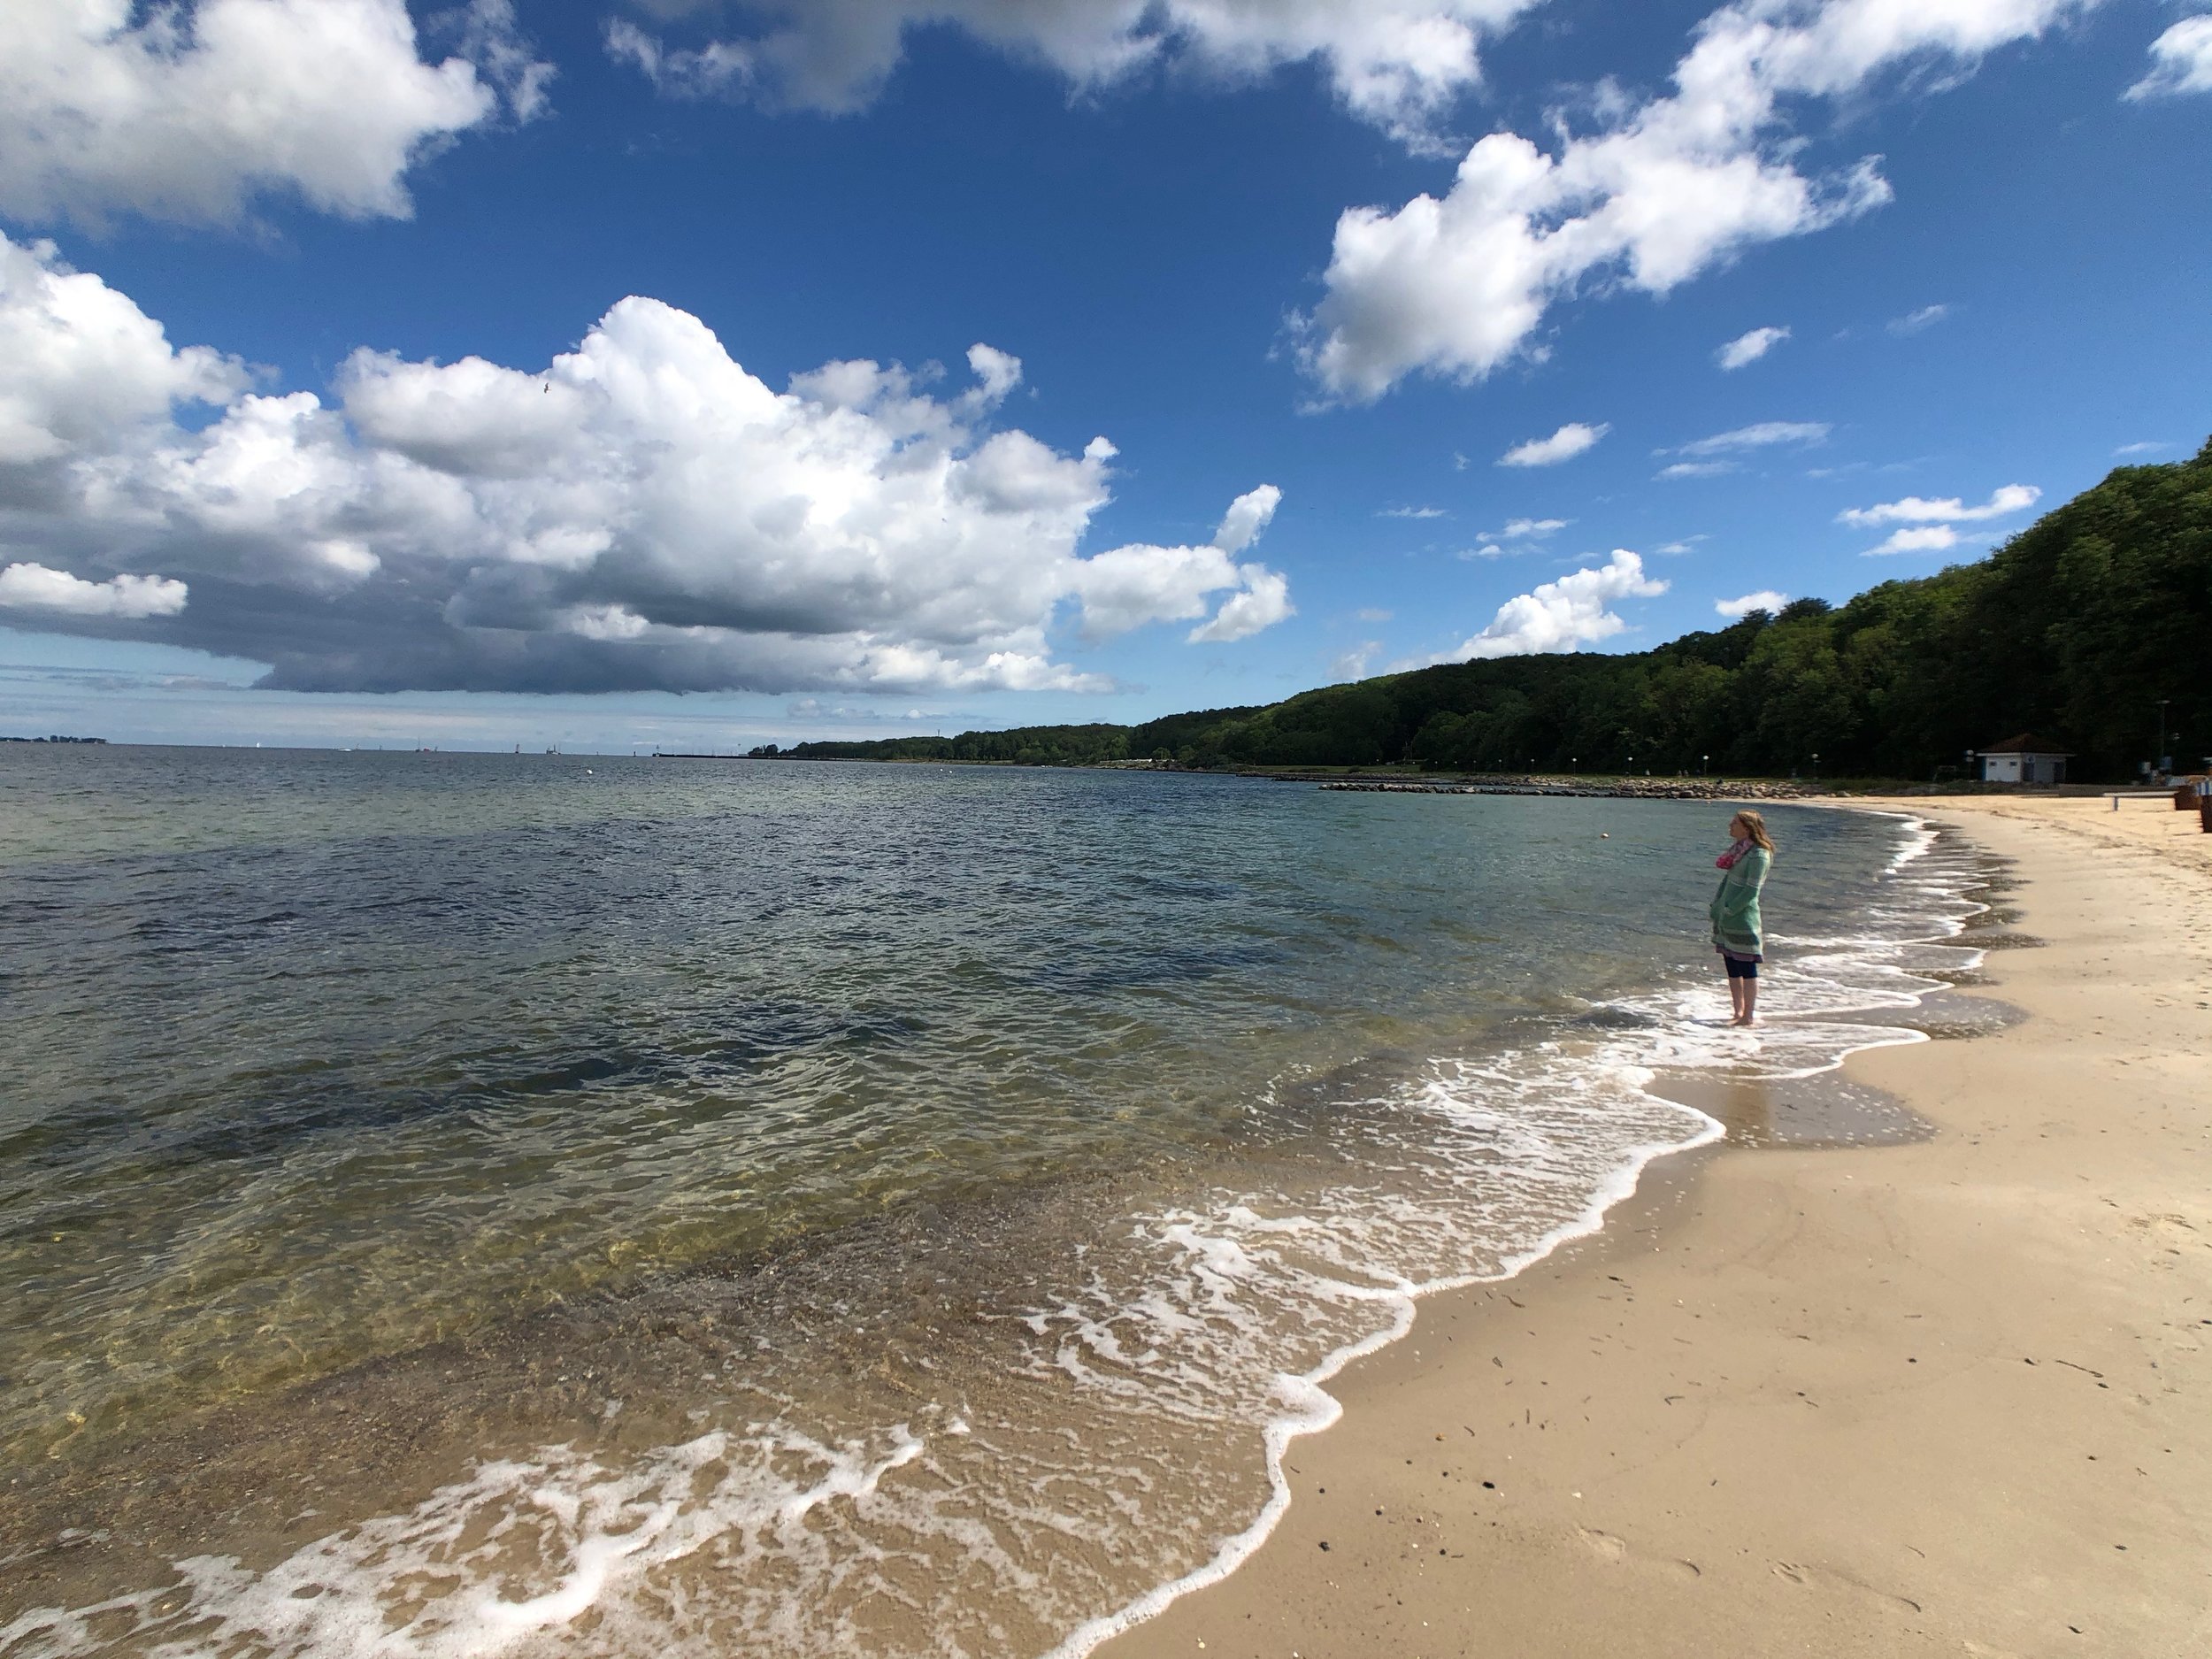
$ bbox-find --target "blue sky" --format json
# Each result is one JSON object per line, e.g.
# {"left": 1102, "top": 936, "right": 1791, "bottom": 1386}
{"left": 1, "top": 0, "right": 2206, "bottom": 750}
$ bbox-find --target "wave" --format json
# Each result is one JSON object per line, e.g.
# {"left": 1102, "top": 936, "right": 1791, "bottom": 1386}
{"left": 2, "top": 816, "right": 1993, "bottom": 1659}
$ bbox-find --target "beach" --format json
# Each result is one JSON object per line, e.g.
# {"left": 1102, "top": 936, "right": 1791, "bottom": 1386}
{"left": 5, "top": 767, "right": 2200, "bottom": 1658}
{"left": 1102, "top": 795, "right": 2212, "bottom": 1659}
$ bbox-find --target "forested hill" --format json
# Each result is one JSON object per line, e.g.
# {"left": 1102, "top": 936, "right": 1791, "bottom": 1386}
{"left": 770, "top": 440, "right": 2211, "bottom": 783}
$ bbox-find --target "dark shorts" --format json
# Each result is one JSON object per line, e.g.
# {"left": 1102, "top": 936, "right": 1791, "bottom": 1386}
{"left": 1721, "top": 952, "right": 1760, "bottom": 979}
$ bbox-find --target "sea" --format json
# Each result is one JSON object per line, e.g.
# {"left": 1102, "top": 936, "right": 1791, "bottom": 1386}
{"left": 0, "top": 747, "right": 1999, "bottom": 1658}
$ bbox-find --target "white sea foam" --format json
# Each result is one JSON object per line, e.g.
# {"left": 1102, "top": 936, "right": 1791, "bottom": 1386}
{"left": 7, "top": 815, "right": 1990, "bottom": 1659}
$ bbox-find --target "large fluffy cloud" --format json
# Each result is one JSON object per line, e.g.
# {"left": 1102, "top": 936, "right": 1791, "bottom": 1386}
{"left": 0, "top": 234, "right": 247, "bottom": 464}
{"left": 1298, "top": 0, "right": 2093, "bottom": 400}
{"left": 1444, "top": 549, "right": 1666, "bottom": 659}
{"left": 0, "top": 0, "right": 548, "bottom": 227}
{"left": 608, "top": 0, "right": 1540, "bottom": 146}
{"left": 0, "top": 234, "right": 1290, "bottom": 694}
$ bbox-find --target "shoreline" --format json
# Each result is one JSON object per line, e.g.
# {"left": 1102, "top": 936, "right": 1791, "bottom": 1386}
{"left": 3, "top": 796, "right": 1979, "bottom": 1659}
{"left": 1100, "top": 795, "right": 2212, "bottom": 1658}
{"left": 1056, "top": 802, "right": 1987, "bottom": 1656}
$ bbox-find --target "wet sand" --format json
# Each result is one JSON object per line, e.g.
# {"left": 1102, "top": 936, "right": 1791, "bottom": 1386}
{"left": 1102, "top": 795, "right": 2212, "bottom": 1658}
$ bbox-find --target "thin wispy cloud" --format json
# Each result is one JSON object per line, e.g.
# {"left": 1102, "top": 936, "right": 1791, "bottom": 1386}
{"left": 1717, "top": 326, "right": 1790, "bottom": 370}
{"left": 1333, "top": 641, "right": 1383, "bottom": 681}
{"left": 1499, "top": 422, "right": 1608, "bottom": 467}
{"left": 1378, "top": 504, "right": 1448, "bottom": 518}
{"left": 2114, "top": 440, "right": 2174, "bottom": 457}
{"left": 1671, "top": 420, "right": 1831, "bottom": 457}
{"left": 1887, "top": 303, "right": 1950, "bottom": 336}
{"left": 1486, "top": 517, "right": 1569, "bottom": 540}
{"left": 1657, "top": 460, "right": 1737, "bottom": 480}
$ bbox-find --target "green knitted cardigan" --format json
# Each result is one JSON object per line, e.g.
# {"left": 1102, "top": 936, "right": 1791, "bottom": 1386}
{"left": 1709, "top": 845, "right": 1770, "bottom": 958}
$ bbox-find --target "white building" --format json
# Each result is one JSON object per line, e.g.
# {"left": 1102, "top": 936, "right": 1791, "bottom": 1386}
{"left": 1978, "top": 734, "right": 2071, "bottom": 786}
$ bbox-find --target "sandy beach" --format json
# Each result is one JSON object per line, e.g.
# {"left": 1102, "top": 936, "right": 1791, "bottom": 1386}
{"left": 1102, "top": 795, "right": 2212, "bottom": 1659}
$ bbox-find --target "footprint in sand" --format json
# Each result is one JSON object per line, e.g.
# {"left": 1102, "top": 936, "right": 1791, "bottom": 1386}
{"left": 1575, "top": 1527, "right": 1701, "bottom": 1581}
{"left": 1771, "top": 1559, "right": 1921, "bottom": 1614}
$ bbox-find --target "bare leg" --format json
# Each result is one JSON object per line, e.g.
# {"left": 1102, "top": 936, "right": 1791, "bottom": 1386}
{"left": 1727, "top": 972, "right": 1747, "bottom": 1023}
{"left": 1739, "top": 975, "right": 1759, "bottom": 1025}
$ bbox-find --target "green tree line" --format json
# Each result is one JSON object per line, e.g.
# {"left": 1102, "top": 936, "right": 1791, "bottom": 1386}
{"left": 769, "top": 442, "right": 2210, "bottom": 781}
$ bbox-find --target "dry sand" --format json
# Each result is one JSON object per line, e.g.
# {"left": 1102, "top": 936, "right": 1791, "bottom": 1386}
{"left": 1101, "top": 795, "right": 2212, "bottom": 1659}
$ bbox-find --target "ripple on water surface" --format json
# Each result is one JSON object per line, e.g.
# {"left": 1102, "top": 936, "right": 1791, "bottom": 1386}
{"left": 0, "top": 750, "right": 1997, "bottom": 1657}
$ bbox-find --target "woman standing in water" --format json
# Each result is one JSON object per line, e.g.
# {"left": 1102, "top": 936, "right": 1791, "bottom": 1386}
{"left": 1711, "top": 809, "right": 1774, "bottom": 1025}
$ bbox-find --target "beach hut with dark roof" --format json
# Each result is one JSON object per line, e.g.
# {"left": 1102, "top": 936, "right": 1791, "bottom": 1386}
{"left": 1978, "top": 734, "right": 2072, "bottom": 786}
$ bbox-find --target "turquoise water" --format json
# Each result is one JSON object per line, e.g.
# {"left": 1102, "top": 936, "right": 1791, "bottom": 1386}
{"left": 0, "top": 748, "right": 1984, "bottom": 1657}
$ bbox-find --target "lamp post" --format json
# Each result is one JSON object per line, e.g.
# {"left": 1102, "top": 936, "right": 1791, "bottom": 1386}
{"left": 1811, "top": 751, "right": 1819, "bottom": 780}
{"left": 2158, "top": 699, "right": 2171, "bottom": 773}
{"left": 1701, "top": 753, "right": 1709, "bottom": 776}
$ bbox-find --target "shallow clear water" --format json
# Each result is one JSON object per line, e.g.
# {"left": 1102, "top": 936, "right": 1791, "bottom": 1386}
{"left": 0, "top": 748, "right": 1986, "bottom": 1657}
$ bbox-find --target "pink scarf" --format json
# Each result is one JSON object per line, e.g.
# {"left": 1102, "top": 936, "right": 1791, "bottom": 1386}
{"left": 1715, "top": 837, "right": 1753, "bottom": 870}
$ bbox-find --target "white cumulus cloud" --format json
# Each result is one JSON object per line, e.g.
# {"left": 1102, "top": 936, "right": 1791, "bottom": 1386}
{"left": 1499, "top": 421, "right": 1608, "bottom": 466}
{"left": 1864, "top": 525, "right": 1962, "bottom": 555}
{"left": 608, "top": 0, "right": 1540, "bottom": 147}
{"left": 1494, "top": 515, "right": 1568, "bottom": 538}
{"left": 1444, "top": 549, "right": 1666, "bottom": 659}
{"left": 1071, "top": 484, "right": 1291, "bottom": 642}
{"left": 1838, "top": 483, "right": 2039, "bottom": 526}
{"left": 0, "top": 561, "right": 187, "bottom": 617}
{"left": 0, "top": 233, "right": 1290, "bottom": 694}
{"left": 0, "top": 0, "right": 549, "bottom": 227}
{"left": 1296, "top": 0, "right": 2086, "bottom": 400}
{"left": 1717, "top": 324, "right": 1791, "bottom": 369}
{"left": 2126, "top": 16, "right": 2212, "bottom": 99}
{"left": 1715, "top": 588, "right": 1788, "bottom": 617}
{"left": 0, "top": 235, "right": 249, "bottom": 464}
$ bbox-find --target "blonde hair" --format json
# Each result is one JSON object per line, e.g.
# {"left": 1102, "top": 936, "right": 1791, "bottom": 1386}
{"left": 1732, "top": 809, "right": 1776, "bottom": 851}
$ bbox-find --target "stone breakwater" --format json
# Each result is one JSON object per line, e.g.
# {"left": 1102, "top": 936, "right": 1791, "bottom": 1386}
{"left": 1311, "top": 776, "right": 1815, "bottom": 800}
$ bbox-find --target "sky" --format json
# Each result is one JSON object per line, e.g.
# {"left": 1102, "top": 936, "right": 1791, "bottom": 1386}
{"left": 0, "top": 0, "right": 2207, "bottom": 752}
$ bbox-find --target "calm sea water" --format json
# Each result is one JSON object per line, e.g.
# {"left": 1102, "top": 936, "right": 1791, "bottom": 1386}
{"left": 0, "top": 748, "right": 1987, "bottom": 1657}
